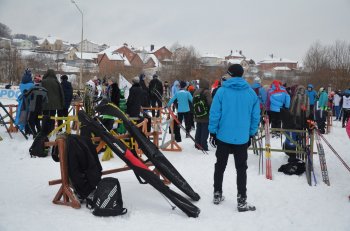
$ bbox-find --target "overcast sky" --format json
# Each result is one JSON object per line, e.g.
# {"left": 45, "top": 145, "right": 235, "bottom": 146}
{"left": 0, "top": 0, "right": 349, "bottom": 62}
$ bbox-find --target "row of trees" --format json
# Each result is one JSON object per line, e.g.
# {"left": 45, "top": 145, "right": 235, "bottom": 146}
{"left": 303, "top": 40, "right": 350, "bottom": 91}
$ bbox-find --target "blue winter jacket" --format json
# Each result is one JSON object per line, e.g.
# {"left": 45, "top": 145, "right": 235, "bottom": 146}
{"left": 171, "top": 80, "right": 179, "bottom": 97}
{"left": 318, "top": 91, "right": 328, "bottom": 109}
{"left": 306, "top": 84, "right": 317, "bottom": 106}
{"left": 167, "top": 89, "right": 193, "bottom": 113}
{"left": 268, "top": 85, "right": 290, "bottom": 112}
{"left": 15, "top": 82, "right": 34, "bottom": 130}
{"left": 251, "top": 82, "right": 267, "bottom": 106}
{"left": 209, "top": 77, "right": 260, "bottom": 145}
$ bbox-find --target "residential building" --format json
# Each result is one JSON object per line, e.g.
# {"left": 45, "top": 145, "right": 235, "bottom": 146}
{"left": 0, "top": 37, "right": 11, "bottom": 49}
{"left": 76, "top": 39, "right": 101, "bottom": 53}
{"left": 12, "top": 39, "right": 34, "bottom": 50}
{"left": 200, "top": 53, "right": 223, "bottom": 66}
{"left": 36, "top": 36, "right": 65, "bottom": 51}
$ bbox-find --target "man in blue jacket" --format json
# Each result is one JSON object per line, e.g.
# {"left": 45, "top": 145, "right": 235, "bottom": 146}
{"left": 306, "top": 84, "right": 317, "bottom": 119}
{"left": 266, "top": 80, "right": 290, "bottom": 137}
{"left": 209, "top": 64, "right": 260, "bottom": 212}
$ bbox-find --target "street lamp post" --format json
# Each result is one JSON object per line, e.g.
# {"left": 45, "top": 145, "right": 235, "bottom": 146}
{"left": 71, "top": 0, "right": 83, "bottom": 90}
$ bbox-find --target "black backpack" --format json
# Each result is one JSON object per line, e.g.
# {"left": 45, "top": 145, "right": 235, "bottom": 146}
{"left": 66, "top": 134, "right": 102, "bottom": 199}
{"left": 193, "top": 90, "right": 209, "bottom": 118}
{"left": 278, "top": 161, "right": 305, "bottom": 175}
{"left": 89, "top": 177, "right": 127, "bottom": 217}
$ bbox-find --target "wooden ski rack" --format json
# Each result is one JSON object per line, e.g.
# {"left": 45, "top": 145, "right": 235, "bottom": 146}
{"left": 47, "top": 119, "right": 170, "bottom": 209}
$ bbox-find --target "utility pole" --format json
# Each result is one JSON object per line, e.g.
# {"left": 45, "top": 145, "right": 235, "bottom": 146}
{"left": 71, "top": 0, "right": 83, "bottom": 89}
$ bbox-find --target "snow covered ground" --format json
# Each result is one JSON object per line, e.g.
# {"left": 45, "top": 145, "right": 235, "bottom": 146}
{"left": 0, "top": 98, "right": 349, "bottom": 231}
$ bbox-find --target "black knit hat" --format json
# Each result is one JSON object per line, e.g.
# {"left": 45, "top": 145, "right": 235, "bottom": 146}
{"left": 227, "top": 64, "right": 244, "bottom": 77}
{"left": 60, "top": 75, "right": 68, "bottom": 81}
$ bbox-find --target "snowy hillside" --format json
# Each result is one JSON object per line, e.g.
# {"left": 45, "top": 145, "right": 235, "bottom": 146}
{"left": 0, "top": 99, "right": 349, "bottom": 231}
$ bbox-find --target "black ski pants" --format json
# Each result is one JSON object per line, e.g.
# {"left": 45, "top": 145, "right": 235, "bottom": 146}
{"left": 269, "top": 111, "right": 282, "bottom": 130}
{"left": 194, "top": 122, "right": 209, "bottom": 151}
{"left": 43, "top": 110, "right": 59, "bottom": 134}
{"left": 28, "top": 111, "right": 41, "bottom": 136}
{"left": 316, "top": 109, "right": 327, "bottom": 133}
{"left": 150, "top": 97, "right": 162, "bottom": 117}
{"left": 342, "top": 108, "right": 350, "bottom": 127}
{"left": 213, "top": 139, "right": 248, "bottom": 198}
{"left": 174, "top": 112, "right": 191, "bottom": 142}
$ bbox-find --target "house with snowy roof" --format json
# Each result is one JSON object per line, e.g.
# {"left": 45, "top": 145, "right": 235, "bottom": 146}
{"left": 12, "top": 39, "right": 34, "bottom": 50}
{"left": 36, "top": 36, "right": 69, "bottom": 51}
{"left": 97, "top": 46, "right": 130, "bottom": 76}
{"left": 116, "top": 43, "right": 144, "bottom": 67}
{"left": 200, "top": 53, "right": 224, "bottom": 67}
{"left": 257, "top": 56, "right": 298, "bottom": 72}
{"left": 0, "top": 37, "right": 11, "bottom": 49}
{"left": 76, "top": 39, "right": 101, "bottom": 53}
{"left": 134, "top": 45, "right": 173, "bottom": 65}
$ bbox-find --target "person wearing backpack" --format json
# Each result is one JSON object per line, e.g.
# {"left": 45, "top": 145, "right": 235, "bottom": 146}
{"left": 15, "top": 69, "right": 34, "bottom": 134}
{"left": 193, "top": 79, "right": 212, "bottom": 151}
{"left": 41, "top": 69, "right": 65, "bottom": 134}
{"left": 148, "top": 74, "right": 163, "bottom": 117}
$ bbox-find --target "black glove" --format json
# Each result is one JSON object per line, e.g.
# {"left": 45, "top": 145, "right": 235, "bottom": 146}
{"left": 209, "top": 133, "right": 217, "bottom": 148}
{"left": 247, "top": 135, "right": 255, "bottom": 147}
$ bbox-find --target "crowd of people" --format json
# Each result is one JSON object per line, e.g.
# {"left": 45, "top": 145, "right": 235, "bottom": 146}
{"left": 12, "top": 65, "right": 350, "bottom": 212}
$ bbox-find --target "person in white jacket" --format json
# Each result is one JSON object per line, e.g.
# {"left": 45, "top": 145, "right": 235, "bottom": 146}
{"left": 333, "top": 90, "right": 342, "bottom": 121}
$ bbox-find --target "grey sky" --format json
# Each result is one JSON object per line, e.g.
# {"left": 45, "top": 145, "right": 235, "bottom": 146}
{"left": 0, "top": 0, "right": 349, "bottom": 63}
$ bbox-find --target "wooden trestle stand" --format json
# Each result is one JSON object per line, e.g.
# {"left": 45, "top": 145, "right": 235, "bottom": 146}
{"left": 48, "top": 119, "right": 170, "bottom": 209}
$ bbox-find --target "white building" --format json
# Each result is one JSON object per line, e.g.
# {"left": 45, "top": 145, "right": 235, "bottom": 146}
{"left": 12, "top": 39, "right": 34, "bottom": 50}
{"left": 76, "top": 39, "right": 101, "bottom": 53}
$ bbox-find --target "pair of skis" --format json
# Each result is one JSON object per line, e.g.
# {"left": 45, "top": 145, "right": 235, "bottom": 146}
{"left": 81, "top": 102, "right": 200, "bottom": 217}
{"left": 264, "top": 115, "right": 272, "bottom": 180}
{"left": 314, "top": 129, "right": 330, "bottom": 186}
{"left": 152, "top": 89, "right": 208, "bottom": 155}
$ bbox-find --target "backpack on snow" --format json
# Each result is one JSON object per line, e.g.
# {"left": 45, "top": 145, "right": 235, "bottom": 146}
{"left": 88, "top": 177, "right": 127, "bottom": 217}
{"left": 29, "top": 115, "right": 51, "bottom": 158}
{"left": 193, "top": 90, "right": 209, "bottom": 119}
{"left": 278, "top": 161, "right": 305, "bottom": 175}
{"left": 66, "top": 134, "right": 102, "bottom": 199}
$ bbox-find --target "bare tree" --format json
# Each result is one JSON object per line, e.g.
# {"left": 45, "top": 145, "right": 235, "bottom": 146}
{"left": 303, "top": 40, "right": 350, "bottom": 91}
{"left": 159, "top": 45, "right": 201, "bottom": 83}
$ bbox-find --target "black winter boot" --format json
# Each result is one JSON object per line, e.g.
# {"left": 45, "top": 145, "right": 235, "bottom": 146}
{"left": 213, "top": 191, "right": 225, "bottom": 205}
{"left": 237, "top": 194, "right": 256, "bottom": 212}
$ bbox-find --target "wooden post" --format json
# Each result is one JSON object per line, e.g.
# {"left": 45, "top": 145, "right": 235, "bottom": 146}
{"left": 51, "top": 138, "right": 81, "bottom": 209}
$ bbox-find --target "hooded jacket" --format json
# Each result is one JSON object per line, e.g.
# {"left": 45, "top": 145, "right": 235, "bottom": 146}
{"left": 171, "top": 80, "right": 180, "bottom": 97}
{"left": 306, "top": 84, "right": 317, "bottom": 106}
{"left": 41, "top": 69, "right": 64, "bottom": 111}
{"left": 167, "top": 88, "right": 193, "bottom": 113}
{"left": 209, "top": 77, "right": 260, "bottom": 145}
{"left": 267, "top": 80, "right": 290, "bottom": 112}
{"left": 251, "top": 82, "right": 267, "bottom": 107}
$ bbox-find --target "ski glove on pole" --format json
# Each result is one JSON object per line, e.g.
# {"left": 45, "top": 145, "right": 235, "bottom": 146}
{"left": 209, "top": 133, "right": 217, "bottom": 148}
